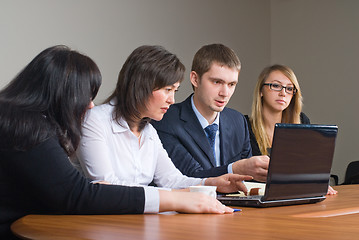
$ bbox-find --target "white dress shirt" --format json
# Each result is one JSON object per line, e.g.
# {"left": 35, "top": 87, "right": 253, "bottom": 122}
{"left": 73, "top": 103, "right": 202, "bottom": 213}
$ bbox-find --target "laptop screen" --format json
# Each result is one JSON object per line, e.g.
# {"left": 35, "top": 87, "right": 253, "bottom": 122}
{"left": 264, "top": 124, "right": 338, "bottom": 201}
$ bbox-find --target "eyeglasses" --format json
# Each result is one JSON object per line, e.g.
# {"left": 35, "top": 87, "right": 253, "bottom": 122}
{"left": 263, "top": 83, "right": 297, "bottom": 95}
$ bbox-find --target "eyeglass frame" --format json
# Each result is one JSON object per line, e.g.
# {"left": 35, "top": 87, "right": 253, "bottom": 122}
{"left": 262, "top": 83, "right": 297, "bottom": 95}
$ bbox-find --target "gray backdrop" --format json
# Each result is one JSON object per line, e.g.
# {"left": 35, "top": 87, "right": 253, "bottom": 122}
{"left": 1, "top": 0, "right": 358, "bottom": 183}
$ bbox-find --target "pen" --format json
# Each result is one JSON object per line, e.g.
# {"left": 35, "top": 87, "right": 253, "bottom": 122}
{"left": 232, "top": 208, "right": 242, "bottom": 212}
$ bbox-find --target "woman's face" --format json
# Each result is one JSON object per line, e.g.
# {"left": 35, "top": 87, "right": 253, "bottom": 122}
{"left": 142, "top": 82, "right": 180, "bottom": 121}
{"left": 261, "top": 70, "right": 294, "bottom": 113}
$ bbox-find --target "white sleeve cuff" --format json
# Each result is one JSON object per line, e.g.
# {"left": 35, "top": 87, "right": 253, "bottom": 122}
{"left": 143, "top": 186, "right": 160, "bottom": 213}
{"left": 227, "top": 163, "right": 233, "bottom": 174}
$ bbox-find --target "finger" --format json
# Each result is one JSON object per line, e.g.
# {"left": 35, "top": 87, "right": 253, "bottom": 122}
{"left": 208, "top": 200, "right": 225, "bottom": 214}
{"left": 228, "top": 174, "right": 253, "bottom": 181}
{"left": 235, "top": 180, "right": 248, "bottom": 193}
{"left": 242, "top": 175, "right": 254, "bottom": 181}
{"left": 215, "top": 201, "right": 233, "bottom": 213}
{"left": 223, "top": 205, "right": 234, "bottom": 213}
{"left": 216, "top": 176, "right": 231, "bottom": 185}
{"left": 327, "top": 186, "right": 338, "bottom": 195}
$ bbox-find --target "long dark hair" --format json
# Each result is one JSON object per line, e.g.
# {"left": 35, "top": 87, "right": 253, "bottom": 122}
{"left": 0, "top": 45, "right": 102, "bottom": 155}
{"left": 105, "top": 45, "right": 185, "bottom": 131}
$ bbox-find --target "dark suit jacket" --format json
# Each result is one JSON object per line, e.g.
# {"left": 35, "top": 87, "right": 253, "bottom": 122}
{"left": 151, "top": 95, "right": 252, "bottom": 178}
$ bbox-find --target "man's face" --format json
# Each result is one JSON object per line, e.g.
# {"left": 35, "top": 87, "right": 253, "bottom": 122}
{"left": 191, "top": 62, "right": 239, "bottom": 119}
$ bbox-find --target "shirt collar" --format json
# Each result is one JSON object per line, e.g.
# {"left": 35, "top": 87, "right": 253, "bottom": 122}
{"left": 111, "top": 116, "right": 130, "bottom": 133}
{"left": 191, "top": 95, "right": 220, "bottom": 129}
{"left": 110, "top": 108, "right": 152, "bottom": 139}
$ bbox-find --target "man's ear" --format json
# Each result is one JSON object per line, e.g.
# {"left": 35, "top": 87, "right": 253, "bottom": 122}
{"left": 190, "top": 71, "right": 199, "bottom": 88}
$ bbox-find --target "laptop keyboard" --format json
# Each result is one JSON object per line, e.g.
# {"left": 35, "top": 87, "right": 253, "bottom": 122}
{"left": 225, "top": 195, "right": 263, "bottom": 200}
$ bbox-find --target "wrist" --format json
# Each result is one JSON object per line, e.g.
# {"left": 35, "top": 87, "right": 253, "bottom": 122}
{"left": 203, "top": 177, "right": 214, "bottom": 186}
{"left": 201, "top": 178, "right": 207, "bottom": 186}
{"left": 158, "top": 190, "right": 176, "bottom": 212}
{"left": 233, "top": 160, "right": 244, "bottom": 175}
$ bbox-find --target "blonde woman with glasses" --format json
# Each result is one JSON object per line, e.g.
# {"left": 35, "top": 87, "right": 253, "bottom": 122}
{"left": 245, "top": 64, "right": 337, "bottom": 195}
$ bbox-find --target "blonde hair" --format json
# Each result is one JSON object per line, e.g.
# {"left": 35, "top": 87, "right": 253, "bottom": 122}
{"left": 250, "top": 64, "right": 303, "bottom": 155}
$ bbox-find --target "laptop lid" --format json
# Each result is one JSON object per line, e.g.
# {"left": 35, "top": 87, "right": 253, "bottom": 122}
{"left": 217, "top": 123, "right": 338, "bottom": 207}
{"left": 263, "top": 123, "right": 338, "bottom": 201}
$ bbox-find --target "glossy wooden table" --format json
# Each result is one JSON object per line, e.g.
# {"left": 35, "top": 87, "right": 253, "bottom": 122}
{"left": 11, "top": 185, "right": 359, "bottom": 240}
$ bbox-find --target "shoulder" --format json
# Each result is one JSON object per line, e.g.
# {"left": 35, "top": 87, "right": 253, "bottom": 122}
{"left": 32, "top": 137, "right": 64, "bottom": 153}
{"left": 221, "top": 107, "right": 247, "bottom": 123}
{"left": 152, "top": 97, "right": 188, "bottom": 127}
{"left": 222, "top": 107, "right": 245, "bottom": 117}
{"left": 0, "top": 102, "right": 53, "bottom": 151}
{"left": 83, "top": 103, "right": 114, "bottom": 128}
{"left": 300, "top": 112, "right": 311, "bottom": 124}
{"left": 243, "top": 115, "right": 254, "bottom": 135}
{"left": 244, "top": 115, "right": 252, "bottom": 127}
{"left": 164, "top": 102, "right": 182, "bottom": 119}
{"left": 3, "top": 136, "right": 64, "bottom": 158}
{"left": 146, "top": 123, "right": 160, "bottom": 139}
{"left": 86, "top": 103, "right": 113, "bottom": 120}
{"left": 167, "top": 95, "right": 192, "bottom": 117}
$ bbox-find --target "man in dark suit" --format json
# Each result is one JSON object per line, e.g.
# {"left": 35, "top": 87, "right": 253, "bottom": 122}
{"left": 152, "top": 44, "right": 269, "bottom": 181}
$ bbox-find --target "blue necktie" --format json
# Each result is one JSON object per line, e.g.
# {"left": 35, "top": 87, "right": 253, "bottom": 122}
{"left": 204, "top": 123, "right": 218, "bottom": 160}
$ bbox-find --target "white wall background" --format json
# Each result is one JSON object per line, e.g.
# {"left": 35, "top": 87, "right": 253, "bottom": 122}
{"left": 0, "top": 0, "right": 357, "bottom": 183}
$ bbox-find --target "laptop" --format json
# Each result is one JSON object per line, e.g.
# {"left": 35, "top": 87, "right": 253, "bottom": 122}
{"left": 217, "top": 123, "right": 338, "bottom": 207}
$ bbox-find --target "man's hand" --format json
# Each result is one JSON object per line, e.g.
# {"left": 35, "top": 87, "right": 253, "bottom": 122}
{"left": 205, "top": 173, "right": 253, "bottom": 193}
{"left": 232, "top": 155, "right": 270, "bottom": 182}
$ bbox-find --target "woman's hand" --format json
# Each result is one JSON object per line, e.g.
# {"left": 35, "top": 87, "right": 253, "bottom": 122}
{"left": 204, "top": 173, "right": 253, "bottom": 193}
{"left": 159, "top": 190, "right": 233, "bottom": 214}
{"left": 327, "top": 185, "right": 338, "bottom": 195}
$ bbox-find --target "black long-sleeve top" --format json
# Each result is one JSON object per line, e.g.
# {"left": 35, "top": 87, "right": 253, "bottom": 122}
{"left": 0, "top": 137, "right": 145, "bottom": 238}
{"left": 245, "top": 113, "right": 311, "bottom": 156}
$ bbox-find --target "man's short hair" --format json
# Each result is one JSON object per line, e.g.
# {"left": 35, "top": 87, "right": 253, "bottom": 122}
{"left": 191, "top": 43, "right": 241, "bottom": 78}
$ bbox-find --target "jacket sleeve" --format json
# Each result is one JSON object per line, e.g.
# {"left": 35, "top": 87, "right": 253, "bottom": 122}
{"left": 8, "top": 137, "right": 146, "bottom": 214}
{"left": 152, "top": 121, "right": 229, "bottom": 178}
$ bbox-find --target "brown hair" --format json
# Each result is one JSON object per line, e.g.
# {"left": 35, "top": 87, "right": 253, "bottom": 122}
{"left": 191, "top": 43, "right": 241, "bottom": 79}
{"left": 105, "top": 45, "right": 185, "bottom": 130}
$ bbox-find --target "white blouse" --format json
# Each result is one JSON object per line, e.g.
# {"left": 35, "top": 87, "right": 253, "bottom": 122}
{"left": 74, "top": 103, "right": 202, "bottom": 189}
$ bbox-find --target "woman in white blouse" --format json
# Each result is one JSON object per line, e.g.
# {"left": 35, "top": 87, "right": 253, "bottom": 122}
{"left": 74, "top": 45, "right": 252, "bottom": 212}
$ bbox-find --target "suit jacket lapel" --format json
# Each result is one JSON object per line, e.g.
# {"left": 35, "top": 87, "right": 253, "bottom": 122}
{"left": 180, "top": 96, "right": 216, "bottom": 167}
{"left": 219, "top": 112, "right": 230, "bottom": 165}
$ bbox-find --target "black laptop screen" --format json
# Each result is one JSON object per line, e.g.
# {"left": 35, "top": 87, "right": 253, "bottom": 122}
{"left": 264, "top": 124, "right": 338, "bottom": 201}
